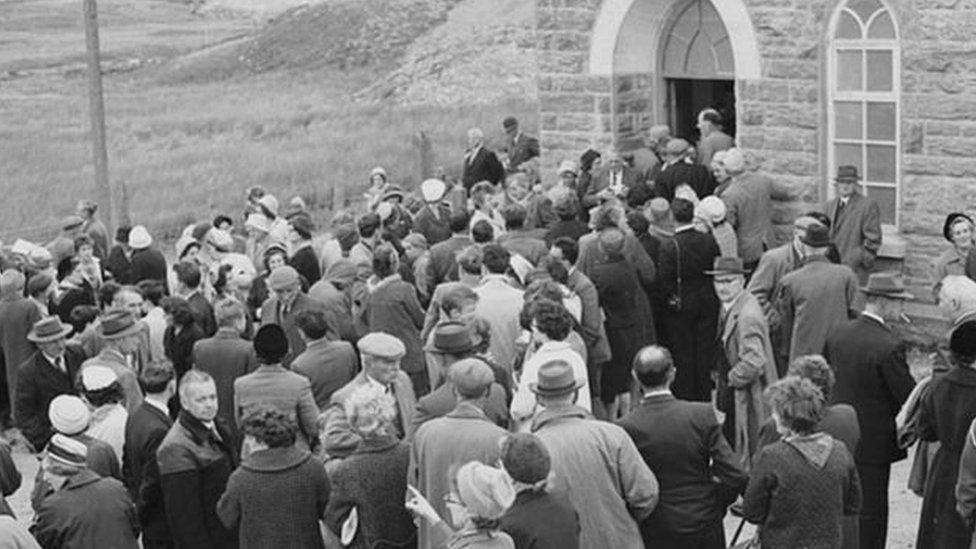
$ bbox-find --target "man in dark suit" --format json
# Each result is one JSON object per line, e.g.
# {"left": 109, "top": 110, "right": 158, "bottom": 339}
{"left": 619, "top": 345, "right": 746, "bottom": 548}
{"left": 123, "top": 361, "right": 175, "bottom": 549}
{"left": 582, "top": 151, "right": 650, "bottom": 210}
{"left": 174, "top": 261, "right": 216, "bottom": 337}
{"left": 654, "top": 138, "right": 716, "bottom": 201}
{"left": 192, "top": 299, "right": 258, "bottom": 440}
{"left": 292, "top": 309, "right": 358, "bottom": 410}
{"left": 461, "top": 127, "right": 505, "bottom": 192}
{"left": 824, "top": 165, "right": 882, "bottom": 283}
{"left": 658, "top": 198, "right": 721, "bottom": 402}
{"left": 823, "top": 272, "right": 916, "bottom": 549}
{"left": 503, "top": 116, "right": 540, "bottom": 173}
{"left": 426, "top": 210, "right": 473, "bottom": 287}
{"left": 15, "top": 317, "right": 85, "bottom": 451}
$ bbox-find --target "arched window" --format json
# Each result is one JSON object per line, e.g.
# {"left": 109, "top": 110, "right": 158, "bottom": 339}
{"left": 828, "top": 0, "right": 900, "bottom": 226}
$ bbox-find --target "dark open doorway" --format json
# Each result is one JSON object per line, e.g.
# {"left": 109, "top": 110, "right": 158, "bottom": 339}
{"left": 665, "top": 78, "right": 736, "bottom": 145}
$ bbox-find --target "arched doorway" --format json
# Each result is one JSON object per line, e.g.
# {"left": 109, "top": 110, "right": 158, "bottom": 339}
{"left": 588, "top": 0, "right": 761, "bottom": 147}
{"left": 660, "top": 0, "right": 736, "bottom": 142}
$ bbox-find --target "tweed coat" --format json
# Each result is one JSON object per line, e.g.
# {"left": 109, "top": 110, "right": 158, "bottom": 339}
{"left": 775, "top": 256, "right": 859, "bottom": 363}
{"left": 259, "top": 292, "right": 334, "bottom": 367}
{"left": 717, "top": 290, "right": 778, "bottom": 468}
{"left": 192, "top": 328, "right": 258, "bottom": 439}
{"left": 721, "top": 172, "right": 774, "bottom": 264}
{"left": 233, "top": 364, "right": 320, "bottom": 450}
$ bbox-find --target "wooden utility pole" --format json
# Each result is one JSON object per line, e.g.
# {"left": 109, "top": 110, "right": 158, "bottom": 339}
{"left": 83, "top": 0, "right": 114, "bottom": 232}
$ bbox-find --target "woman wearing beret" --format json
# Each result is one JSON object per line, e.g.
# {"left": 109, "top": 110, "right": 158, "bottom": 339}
{"left": 934, "top": 213, "right": 976, "bottom": 299}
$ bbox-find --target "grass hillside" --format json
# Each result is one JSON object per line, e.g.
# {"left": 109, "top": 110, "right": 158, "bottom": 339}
{"left": 0, "top": 0, "right": 537, "bottom": 242}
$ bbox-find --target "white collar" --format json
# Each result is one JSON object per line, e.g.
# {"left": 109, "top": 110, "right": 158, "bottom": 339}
{"left": 643, "top": 388, "right": 672, "bottom": 398}
{"left": 145, "top": 396, "right": 169, "bottom": 415}
{"left": 862, "top": 310, "right": 885, "bottom": 325}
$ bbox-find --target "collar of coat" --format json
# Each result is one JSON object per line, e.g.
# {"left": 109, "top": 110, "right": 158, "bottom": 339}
{"left": 241, "top": 445, "right": 311, "bottom": 473}
{"left": 530, "top": 403, "right": 593, "bottom": 432}
{"left": 355, "top": 434, "right": 400, "bottom": 455}
{"left": 61, "top": 468, "right": 102, "bottom": 491}
{"left": 446, "top": 401, "right": 493, "bottom": 421}
{"left": 177, "top": 410, "right": 229, "bottom": 447}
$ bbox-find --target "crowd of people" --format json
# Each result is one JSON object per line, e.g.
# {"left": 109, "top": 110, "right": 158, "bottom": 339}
{"left": 0, "top": 111, "right": 974, "bottom": 548}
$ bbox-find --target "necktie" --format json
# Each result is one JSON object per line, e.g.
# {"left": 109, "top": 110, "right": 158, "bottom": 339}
{"left": 54, "top": 356, "right": 65, "bottom": 373}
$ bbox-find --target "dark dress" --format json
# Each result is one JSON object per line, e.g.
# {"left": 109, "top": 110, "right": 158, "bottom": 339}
{"left": 658, "top": 227, "right": 720, "bottom": 402}
{"left": 130, "top": 248, "right": 168, "bottom": 288}
{"left": 588, "top": 252, "right": 647, "bottom": 401}
{"left": 324, "top": 437, "right": 417, "bottom": 549}
{"left": 105, "top": 245, "right": 133, "bottom": 285}
{"left": 916, "top": 366, "right": 976, "bottom": 549}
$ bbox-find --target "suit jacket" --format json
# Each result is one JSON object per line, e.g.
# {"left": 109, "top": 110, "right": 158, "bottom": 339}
{"left": 15, "top": 347, "right": 85, "bottom": 451}
{"left": 658, "top": 226, "right": 720, "bottom": 300}
{"left": 583, "top": 166, "right": 650, "bottom": 209}
{"left": 654, "top": 160, "right": 715, "bottom": 201}
{"left": 290, "top": 338, "right": 358, "bottom": 409}
{"left": 462, "top": 146, "right": 505, "bottom": 191}
{"left": 825, "top": 193, "right": 882, "bottom": 275}
{"left": 824, "top": 314, "right": 915, "bottom": 465}
{"left": 187, "top": 291, "right": 217, "bottom": 338}
{"left": 322, "top": 371, "right": 417, "bottom": 459}
{"left": 427, "top": 234, "right": 473, "bottom": 287}
{"left": 123, "top": 401, "right": 173, "bottom": 542}
{"left": 618, "top": 394, "right": 746, "bottom": 537}
{"left": 508, "top": 133, "right": 540, "bottom": 172}
{"left": 234, "top": 365, "right": 321, "bottom": 449}
{"left": 130, "top": 248, "right": 168, "bottom": 288}
{"left": 192, "top": 328, "right": 258, "bottom": 438}
{"left": 413, "top": 203, "right": 453, "bottom": 246}
{"left": 409, "top": 381, "right": 509, "bottom": 438}
{"left": 260, "top": 292, "right": 333, "bottom": 367}
{"left": 776, "top": 256, "right": 859, "bottom": 362}
{"left": 721, "top": 173, "right": 774, "bottom": 263}
{"left": 717, "top": 291, "right": 777, "bottom": 464}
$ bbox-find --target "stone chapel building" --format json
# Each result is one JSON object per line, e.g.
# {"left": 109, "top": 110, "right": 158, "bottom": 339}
{"left": 535, "top": 0, "right": 975, "bottom": 318}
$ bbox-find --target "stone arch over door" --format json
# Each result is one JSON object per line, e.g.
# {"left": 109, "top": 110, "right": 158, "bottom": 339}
{"left": 587, "top": 0, "right": 762, "bottom": 148}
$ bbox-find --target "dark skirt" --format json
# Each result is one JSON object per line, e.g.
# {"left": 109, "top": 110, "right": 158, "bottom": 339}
{"left": 916, "top": 446, "right": 971, "bottom": 549}
{"left": 601, "top": 324, "right": 641, "bottom": 401}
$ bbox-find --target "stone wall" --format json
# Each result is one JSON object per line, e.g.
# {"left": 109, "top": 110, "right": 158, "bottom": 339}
{"left": 536, "top": 0, "right": 976, "bottom": 292}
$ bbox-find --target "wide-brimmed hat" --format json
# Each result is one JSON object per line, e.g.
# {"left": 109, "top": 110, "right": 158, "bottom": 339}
{"left": 421, "top": 179, "right": 447, "bottom": 203}
{"left": 861, "top": 272, "right": 914, "bottom": 300}
{"left": 835, "top": 165, "right": 860, "bottom": 183}
{"left": 426, "top": 321, "right": 476, "bottom": 355}
{"left": 98, "top": 309, "right": 142, "bottom": 340}
{"left": 943, "top": 213, "right": 974, "bottom": 242}
{"left": 705, "top": 256, "right": 749, "bottom": 276}
{"left": 800, "top": 224, "right": 831, "bottom": 248}
{"left": 27, "top": 317, "right": 72, "bottom": 343}
{"left": 529, "top": 359, "right": 584, "bottom": 396}
{"left": 128, "top": 225, "right": 152, "bottom": 249}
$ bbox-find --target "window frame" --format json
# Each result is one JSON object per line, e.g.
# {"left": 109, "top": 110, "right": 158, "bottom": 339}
{"left": 826, "top": 3, "right": 901, "bottom": 228}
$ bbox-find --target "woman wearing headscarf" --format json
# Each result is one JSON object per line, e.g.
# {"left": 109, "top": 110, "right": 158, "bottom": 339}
{"left": 406, "top": 461, "right": 516, "bottom": 549}
{"left": 915, "top": 319, "right": 976, "bottom": 549}
{"left": 325, "top": 385, "right": 416, "bottom": 548}
{"left": 934, "top": 213, "right": 976, "bottom": 299}
{"left": 743, "top": 376, "right": 861, "bottom": 548}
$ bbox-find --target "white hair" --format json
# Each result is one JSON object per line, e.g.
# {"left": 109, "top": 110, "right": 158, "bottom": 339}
{"left": 344, "top": 384, "right": 397, "bottom": 439}
{"left": 468, "top": 128, "right": 484, "bottom": 140}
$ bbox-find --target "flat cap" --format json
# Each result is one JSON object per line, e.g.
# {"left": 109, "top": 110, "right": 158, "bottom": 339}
{"left": 267, "top": 266, "right": 301, "bottom": 290}
{"left": 357, "top": 332, "right": 406, "bottom": 360}
{"left": 448, "top": 358, "right": 496, "bottom": 398}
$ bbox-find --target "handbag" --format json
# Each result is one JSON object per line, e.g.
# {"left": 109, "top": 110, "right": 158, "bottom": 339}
{"left": 666, "top": 238, "right": 683, "bottom": 312}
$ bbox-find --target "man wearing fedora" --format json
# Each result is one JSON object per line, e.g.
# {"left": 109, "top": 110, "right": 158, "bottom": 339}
{"left": 80, "top": 309, "right": 146, "bottom": 414}
{"left": 708, "top": 257, "right": 777, "bottom": 467}
{"left": 775, "top": 224, "right": 860, "bottom": 363}
{"left": 824, "top": 165, "right": 882, "bottom": 283}
{"left": 322, "top": 332, "right": 417, "bottom": 460}
{"left": 824, "top": 272, "right": 916, "bottom": 549}
{"left": 15, "top": 316, "right": 85, "bottom": 451}
{"left": 412, "top": 321, "right": 508, "bottom": 435}
{"left": 531, "top": 359, "right": 658, "bottom": 549}
{"left": 410, "top": 358, "right": 507, "bottom": 549}
{"left": 413, "top": 178, "right": 453, "bottom": 246}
